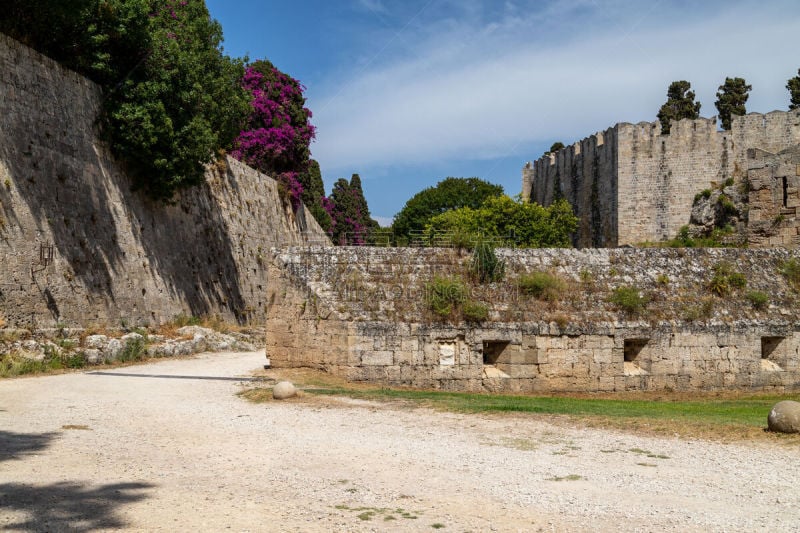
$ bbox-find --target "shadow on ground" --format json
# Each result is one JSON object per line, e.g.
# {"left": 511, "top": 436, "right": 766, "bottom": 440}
{"left": 0, "top": 481, "right": 154, "bottom": 531}
{"left": 0, "top": 430, "right": 56, "bottom": 462}
{"left": 0, "top": 431, "right": 154, "bottom": 530}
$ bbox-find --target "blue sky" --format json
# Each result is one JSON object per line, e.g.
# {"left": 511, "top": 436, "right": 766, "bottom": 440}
{"left": 206, "top": 0, "right": 800, "bottom": 226}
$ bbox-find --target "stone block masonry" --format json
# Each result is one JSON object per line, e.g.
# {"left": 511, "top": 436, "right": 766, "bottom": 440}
{"left": 267, "top": 246, "right": 800, "bottom": 393}
{"left": 0, "top": 34, "right": 328, "bottom": 328}
{"left": 523, "top": 111, "right": 800, "bottom": 247}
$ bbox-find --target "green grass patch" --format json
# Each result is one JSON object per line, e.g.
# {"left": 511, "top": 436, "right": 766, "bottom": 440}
{"left": 303, "top": 386, "right": 795, "bottom": 429}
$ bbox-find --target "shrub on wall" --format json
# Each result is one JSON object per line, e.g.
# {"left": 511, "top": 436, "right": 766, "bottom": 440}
{"left": 518, "top": 272, "right": 567, "bottom": 302}
{"left": 425, "top": 276, "right": 467, "bottom": 318}
{"left": 609, "top": 286, "right": 648, "bottom": 316}
{"left": 470, "top": 241, "right": 505, "bottom": 283}
{"left": 708, "top": 262, "right": 747, "bottom": 296}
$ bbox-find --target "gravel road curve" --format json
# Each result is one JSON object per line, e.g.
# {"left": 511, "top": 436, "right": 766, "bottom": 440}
{"left": 1, "top": 351, "right": 799, "bottom": 532}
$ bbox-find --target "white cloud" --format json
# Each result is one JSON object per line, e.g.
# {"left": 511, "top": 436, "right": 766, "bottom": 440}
{"left": 309, "top": 0, "right": 800, "bottom": 175}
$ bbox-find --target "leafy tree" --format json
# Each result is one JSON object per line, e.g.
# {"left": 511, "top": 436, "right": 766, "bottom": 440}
{"left": 1, "top": 1, "right": 251, "bottom": 201}
{"left": 105, "top": 1, "right": 250, "bottom": 200}
{"left": 327, "top": 174, "right": 378, "bottom": 245}
{"left": 545, "top": 142, "right": 565, "bottom": 156}
{"left": 657, "top": 80, "right": 702, "bottom": 134}
{"left": 231, "top": 60, "right": 315, "bottom": 188}
{"left": 298, "top": 160, "right": 331, "bottom": 231}
{"left": 715, "top": 77, "right": 751, "bottom": 130}
{"left": 788, "top": 69, "right": 800, "bottom": 110}
{"left": 425, "top": 195, "right": 578, "bottom": 248}
{"left": 392, "top": 177, "right": 503, "bottom": 243}
{"left": 231, "top": 59, "right": 317, "bottom": 209}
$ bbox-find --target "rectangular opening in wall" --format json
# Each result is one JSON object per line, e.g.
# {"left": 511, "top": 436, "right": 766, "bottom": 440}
{"left": 624, "top": 338, "right": 649, "bottom": 362}
{"left": 761, "top": 336, "right": 785, "bottom": 359}
{"left": 782, "top": 176, "right": 788, "bottom": 208}
{"left": 483, "top": 341, "right": 511, "bottom": 365}
{"left": 761, "top": 336, "right": 785, "bottom": 372}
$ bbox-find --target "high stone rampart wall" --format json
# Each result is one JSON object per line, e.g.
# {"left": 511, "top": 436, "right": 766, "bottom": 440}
{"left": 0, "top": 33, "right": 328, "bottom": 329}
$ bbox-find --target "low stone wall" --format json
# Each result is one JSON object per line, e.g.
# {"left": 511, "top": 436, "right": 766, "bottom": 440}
{"left": 266, "top": 246, "right": 800, "bottom": 393}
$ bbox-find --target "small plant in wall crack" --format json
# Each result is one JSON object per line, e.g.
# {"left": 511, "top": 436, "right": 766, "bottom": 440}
{"left": 469, "top": 241, "right": 505, "bottom": 283}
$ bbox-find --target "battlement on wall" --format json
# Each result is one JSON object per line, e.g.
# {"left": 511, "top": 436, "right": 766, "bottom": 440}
{"left": 523, "top": 110, "right": 800, "bottom": 247}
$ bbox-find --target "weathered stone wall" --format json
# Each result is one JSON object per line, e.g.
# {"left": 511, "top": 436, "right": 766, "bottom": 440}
{"left": 524, "top": 127, "right": 618, "bottom": 247}
{"left": 0, "top": 33, "right": 327, "bottom": 328}
{"left": 747, "top": 146, "right": 800, "bottom": 247}
{"left": 267, "top": 246, "right": 800, "bottom": 393}
{"left": 523, "top": 111, "right": 800, "bottom": 247}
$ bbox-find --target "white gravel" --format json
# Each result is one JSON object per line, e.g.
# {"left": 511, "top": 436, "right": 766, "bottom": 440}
{"left": 1, "top": 351, "right": 799, "bottom": 532}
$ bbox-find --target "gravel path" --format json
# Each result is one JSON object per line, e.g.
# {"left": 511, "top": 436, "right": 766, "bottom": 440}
{"left": 1, "top": 351, "right": 799, "bottom": 532}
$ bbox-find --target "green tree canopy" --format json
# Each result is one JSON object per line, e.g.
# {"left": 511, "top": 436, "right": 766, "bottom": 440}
{"left": 106, "top": 1, "right": 250, "bottom": 200}
{"left": 392, "top": 177, "right": 503, "bottom": 243}
{"left": 788, "top": 69, "right": 800, "bottom": 110}
{"left": 298, "top": 159, "right": 331, "bottom": 231}
{"left": 657, "top": 80, "right": 702, "bottom": 134}
{"left": 328, "top": 174, "right": 378, "bottom": 245}
{"left": 545, "top": 142, "right": 565, "bottom": 156}
{"left": 715, "top": 77, "right": 752, "bottom": 130}
{"left": 425, "top": 195, "right": 578, "bottom": 248}
{"left": 1, "top": 0, "right": 251, "bottom": 201}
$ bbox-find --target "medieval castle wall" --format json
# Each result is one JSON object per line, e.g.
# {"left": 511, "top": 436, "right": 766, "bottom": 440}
{"left": 523, "top": 111, "right": 800, "bottom": 247}
{"left": 0, "top": 34, "right": 327, "bottom": 329}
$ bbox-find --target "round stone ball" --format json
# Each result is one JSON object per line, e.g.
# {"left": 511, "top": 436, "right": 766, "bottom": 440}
{"left": 767, "top": 400, "right": 800, "bottom": 434}
{"left": 272, "top": 381, "right": 297, "bottom": 400}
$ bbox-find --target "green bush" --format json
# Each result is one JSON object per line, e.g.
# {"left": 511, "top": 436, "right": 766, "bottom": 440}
{"left": 1, "top": 1, "right": 251, "bottom": 201}
{"left": 470, "top": 241, "right": 505, "bottom": 283}
{"left": 426, "top": 277, "right": 467, "bottom": 318}
{"left": 708, "top": 262, "right": 746, "bottom": 296}
{"left": 694, "top": 189, "right": 713, "bottom": 203}
{"left": 518, "top": 272, "right": 567, "bottom": 302}
{"left": 609, "top": 286, "right": 648, "bottom": 316}
{"left": 745, "top": 290, "right": 769, "bottom": 310}
{"left": 426, "top": 195, "right": 578, "bottom": 248}
{"left": 462, "top": 301, "right": 489, "bottom": 322}
{"left": 780, "top": 258, "right": 800, "bottom": 289}
{"left": 118, "top": 337, "right": 147, "bottom": 363}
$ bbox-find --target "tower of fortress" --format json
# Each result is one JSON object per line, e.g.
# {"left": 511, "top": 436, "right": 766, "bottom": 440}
{"left": 522, "top": 111, "right": 800, "bottom": 248}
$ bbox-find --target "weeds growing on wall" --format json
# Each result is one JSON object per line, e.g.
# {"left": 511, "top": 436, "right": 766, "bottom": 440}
{"left": 745, "top": 290, "right": 769, "bottom": 310}
{"left": 708, "top": 262, "right": 747, "bottom": 296}
{"left": 425, "top": 277, "right": 467, "bottom": 318}
{"left": 518, "top": 272, "right": 567, "bottom": 302}
{"left": 609, "top": 286, "right": 649, "bottom": 316}
{"left": 461, "top": 301, "right": 489, "bottom": 322}
{"left": 470, "top": 241, "right": 505, "bottom": 283}
{"left": 780, "top": 258, "right": 800, "bottom": 289}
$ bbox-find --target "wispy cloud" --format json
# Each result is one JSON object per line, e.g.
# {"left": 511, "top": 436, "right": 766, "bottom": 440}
{"left": 357, "top": 0, "right": 389, "bottom": 15}
{"left": 310, "top": 0, "right": 800, "bottom": 174}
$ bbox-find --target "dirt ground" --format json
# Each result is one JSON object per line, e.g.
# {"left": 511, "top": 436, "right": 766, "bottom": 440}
{"left": 1, "top": 351, "right": 799, "bottom": 532}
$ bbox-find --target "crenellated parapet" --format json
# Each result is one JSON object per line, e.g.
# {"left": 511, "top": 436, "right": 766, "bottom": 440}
{"left": 523, "top": 111, "right": 800, "bottom": 247}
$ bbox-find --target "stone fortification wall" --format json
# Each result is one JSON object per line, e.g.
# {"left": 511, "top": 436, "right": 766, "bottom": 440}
{"left": 267, "top": 246, "right": 800, "bottom": 393}
{"left": 523, "top": 127, "right": 619, "bottom": 247}
{"left": 0, "top": 33, "right": 327, "bottom": 328}
{"left": 523, "top": 111, "right": 800, "bottom": 247}
{"left": 616, "top": 118, "right": 729, "bottom": 245}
